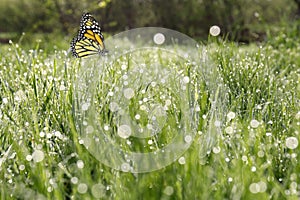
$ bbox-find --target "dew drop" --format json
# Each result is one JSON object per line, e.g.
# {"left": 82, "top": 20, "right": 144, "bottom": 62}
{"left": 91, "top": 183, "right": 106, "bottom": 198}
{"left": 77, "top": 160, "right": 84, "bottom": 169}
{"left": 266, "top": 132, "right": 272, "bottom": 137}
{"left": 78, "top": 139, "right": 84, "bottom": 144}
{"left": 165, "top": 99, "right": 171, "bottom": 106}
{"left": 83, "top": 137, "right": 91, "bottom": 146}
{"left": 184, "top": 135, "right": 192, "bottom": 143}
{"left": 81, "top": 102, "right": 90, "bottom": 111}
{"left": 249, "top": 183, "right": 260, "bottom": 194}
{"left": 146, "top": 124, "right": 153, "bottom": 130}
{"left": 257, "top": 150, "right": 264, "bottom": 157}
{"left": 2, "top": 97, "right": 8, "bottom": 104}
{"left": 258, "top": 181, "right": 267, "bottom": 192}
{"left": 19, "top": 165, "right": 25, "bottom": 171}
{"left": 59, "top": 85, "right": 65, "bottom": 91}
{"left": 212, "top": 146, "right": 221, "bottom": 154}
{"left": 47, "top": 133, "right": 52, "bottom": 138}
{"left": 85, "top": 125, "right": 94, "bottom": 134}
{"left": 118, "top": 125, "right": 131, "bottom": 139}
{"left": 71, "top": 177, "right": 78, "bottom": 184}
{"left": 151, "top": 82, "right": 157, "bottom": 87}
{"left": 163, "top": 186, "right": 174, "bottom": 196}
{"left": 225, "top": 126, "right": 234, "bottom": 134}
{"left": 290, "top": 181, "right": 297, "bottom": 189}
{"left": 124, "top": 88, "right": 135, "bottom": 99}
{"left": 122, "top": 74, "right": 128, "bottom": 80}
{"left": 214, "top": 120, "right": 221, "bottom": 127}
{"left": 47, "top": 187, "right": 53, "bottom": 193}
{"left": 285, "top": 137, "right": 298, "bottom": 149}
{"left": 250, "top": 119, "right": 259, "bottom": 128}
{"left": 121, "top": 163, "right": 130, "bottom": 172}
{"left": 54, "top": 131, "right": 62, "bottom": 139}
{"left": 121, "top": 64, "right": 127, "bottom": 70}
{"left": 183, "top": 76, "right": 190, "bottom": 84}
{"left": 227, "top": 111, "right": 236, "bottom": 119}
{"left": 104, "top": 125, "right": 109, "bottom": 131}
{"left": 178, "top": 157, "right": 186, "bottom": 165}
{"left": 78, "top": 183, "right": 88, "bottom": 194}
{"left": 26, "top": 155, "right": 32, "bottom": 161}
{"left": 39, "top": 131, "right": 45, "bottom": 137}
{"left": 32, "top": 150, "right": 45, "bottom": 163}
{"left": 153, "top": 33, "right": 165, "bottom": 45}
{"left": 209, "top": 25, "right": 221, "bottom": 36}
{"left": 108, "top": 91, "right": 114, "bottom": 96}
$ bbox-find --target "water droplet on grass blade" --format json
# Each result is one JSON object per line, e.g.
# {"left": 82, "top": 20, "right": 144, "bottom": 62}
{"left": 118, "top": 125, "right": 131, "bottom": 139}
{"left": 26, "top": 155, "right": 32, "bottom": 161}
{"left": 178, "top": 157, "right": 186, "bottom": 165}
{"left": 77, "top": 160, "right": 84, "bottom": 169}
{"left": 82, "top": 102, "right": 90, "bottom": 111}
{"left": 153, "top": 33, "right": 165, "bottom": 45}
{"left": 77, "top": 183, "right": 88, "bottom": 194}
{"left": 91, "top": 183, "right": 106, "bottom": 198}
{"left": 213, "top": 146, "right": 221, "bottom": 154}
{"left": 250, "top": 119, "right": 259, "bottom": 128}
{"left": 285, "top": 137, "right": 298, "bottom": 149}
{"left": 19, "top": 165, "right": 25, "bottom": 171}
{"left": 209, "top": 25, "right": 221, "bottom": 36}
{"left": 123, "top": 88, "right": 135, "bottom": 99}
{"left": 71, "top": 177, "right": 78, "bottom": 184}
{"left": 227, "top": 111, "right": 236, "bottom": 120}
{"left": 214, "top": 120, "right": 221, "bottom": 127}
{"left": 249, "top": 183, "right": 260, "bottom": 194}
{"left": 183, "top": 76, "right": 189, "bottom": 84}
{"left": 32, "top": 150, "right": 45, "bottom": 163}
{"left": 121, "top": 163, "right": 131, "bottom": 172}
{"left": 184, "top": 135, "right": 192, "bottom": 143}
{"left": 225, "top": 126, "right": 234, "bottom": 134}
{"left": 104, "top": 125, "right": 109, "bottom": 131}
{"left": 163, "top": 186, "right": 174, "bottom": 196}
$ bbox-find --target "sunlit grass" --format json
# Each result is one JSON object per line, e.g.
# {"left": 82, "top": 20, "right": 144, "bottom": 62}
{"left": 0, "top": 34, "right": 299, "bottom": 199}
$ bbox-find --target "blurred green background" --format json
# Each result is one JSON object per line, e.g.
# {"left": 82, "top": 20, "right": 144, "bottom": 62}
{"left": 0, "top": 0, "right": 299, "bottom": 48}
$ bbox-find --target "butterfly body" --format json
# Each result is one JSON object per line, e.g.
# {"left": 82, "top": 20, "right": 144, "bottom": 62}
{"left": 71, "top": 13, "right": 106, "bottom": 58}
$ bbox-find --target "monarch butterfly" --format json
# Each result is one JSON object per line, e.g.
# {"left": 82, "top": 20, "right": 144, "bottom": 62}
{"left": 70, "top": 13, "right": 106, "bottom": 58}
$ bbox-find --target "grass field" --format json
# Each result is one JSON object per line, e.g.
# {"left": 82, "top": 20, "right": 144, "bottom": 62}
{"left": 0, "top": 29, "right": 299, "bottom": 200}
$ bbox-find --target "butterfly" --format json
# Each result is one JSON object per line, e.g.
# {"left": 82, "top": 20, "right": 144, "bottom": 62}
{"left": 70, "top": 13, "right": 106, "bottom": 58}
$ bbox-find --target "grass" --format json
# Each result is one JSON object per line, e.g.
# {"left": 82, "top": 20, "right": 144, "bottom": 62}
{"left": 0, "top": 30, "right": 299, "bottom": 200}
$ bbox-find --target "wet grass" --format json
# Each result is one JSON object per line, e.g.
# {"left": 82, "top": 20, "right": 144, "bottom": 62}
{"left": 0, "top": 34, "right": 299, "bottom": 200}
